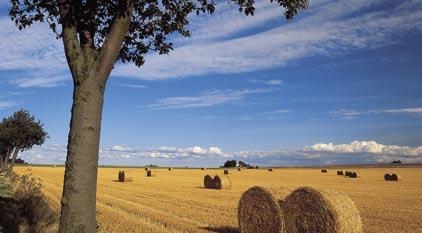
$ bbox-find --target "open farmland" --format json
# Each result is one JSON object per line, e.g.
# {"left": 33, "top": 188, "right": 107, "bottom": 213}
{"left": 15, "top": 166, "right": 422, "bottom": 233}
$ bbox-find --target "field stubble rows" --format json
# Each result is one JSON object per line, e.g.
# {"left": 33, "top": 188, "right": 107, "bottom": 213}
{"left": 15, "top": 167, "right": 422, "bottom": 233}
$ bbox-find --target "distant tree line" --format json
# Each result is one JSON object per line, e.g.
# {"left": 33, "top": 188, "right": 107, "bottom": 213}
{"left": 0, "top": 109, "right": 47, "bottom": 173}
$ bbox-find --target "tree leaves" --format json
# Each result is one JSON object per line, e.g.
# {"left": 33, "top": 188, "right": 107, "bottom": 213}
{"left": 9, "top": 0, "right": 308, "bottom": 68}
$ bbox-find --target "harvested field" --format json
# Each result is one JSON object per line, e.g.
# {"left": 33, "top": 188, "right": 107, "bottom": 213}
{"left": 14, "top": 166, "right": 422, "bottom": 233}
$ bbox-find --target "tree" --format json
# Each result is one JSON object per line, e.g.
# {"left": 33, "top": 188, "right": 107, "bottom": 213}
{"left": 9, "top": 0, "right": 308, "bottom": 232}
{"left": 0, "top": 110, "right": 48, "bottom": 173}
{"left": 224, "top": 160, "right": 237, "bottom": 167}
{"left": 0, "top": 118, "right": 16, "bottom": 172}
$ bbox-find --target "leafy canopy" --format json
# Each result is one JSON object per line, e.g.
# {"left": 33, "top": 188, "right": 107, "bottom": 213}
{"left": 0, "top": 109, "right": 48, "bottom": 152}
{"left": 10, "top": 0, "right": 308, "bottom": 67}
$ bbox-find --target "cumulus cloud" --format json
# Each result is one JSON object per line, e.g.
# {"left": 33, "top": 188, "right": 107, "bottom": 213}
{"left": 19, "top": 140, "right": 422, "bottom": 166}
{"left": 304, "top": 141, "right": 422, "bottom": 157}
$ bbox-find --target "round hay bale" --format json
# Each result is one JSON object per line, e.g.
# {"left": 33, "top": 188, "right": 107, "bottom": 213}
{"left": 214, "top": 175, "right": 231, "bottom": 190}
{"left": 201, "top": 167, "right": 206, "bottom": 170}
{"left": 384, "top": 173, "right": 391, "bottom": 181}
{"left": 345, "top": 171, "right": 351, "bottom": 177}
{"left": 204, "top": 175, "right": 214, "bottom": 189}
{"left": 238, "top": 168, "right": 242, "bottom": 171}
{"left": 321, "top": 169, "right": 327, "bottom": 173}
{"left": 224, "top": 169, "right": 229, "bottom": 175}
{"left": 238, "top": 186, "right": 291, "bottom": 233}
{"left": 268, "top": 168, "right": 274, "bottom": 172}
{"left": 147, "top": 170, "right": 152, "bottom": 177}
{"left": 349, "top": 171, "right": 360, "bottom": 178}
{"left": 337, "top": 170, "right": 344, "bottom": 176}
{"left": 118, "top": 171, "right": 125, "bottom": 182}
{"left": 282, "top": 187, "right": 363, "bottom": 233}
{"left": 168, "top": 167, "right": 173, "bottom": 171}
{"left": 391, "top": 173, "right": 401, "bottom": 181}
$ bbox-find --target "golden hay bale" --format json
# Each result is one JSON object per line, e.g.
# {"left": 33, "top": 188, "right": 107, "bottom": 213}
{"left": 321, "top": 169, "right": 327, "bottom": 173}
{"left": 238, "top": 168, "right": 242, "bottom": 171}
{"left": 282, "top": 187, "right": 363, "bottom": 233}
{"left": 201, "top": 167, "right": 206, "bottom": 170}
{"left": 384, "top": 173, "right": 391, "bottom": 181}
{"left": 118, "top": 171, "right": 125, "bottom": 182}
{"left": 386, "top": 173, "right": 401, "bottom": 181}
{"left": 204, "top": 175, "right": 214, "bottom": 189}
{"left": 349, "top": 171, "right": 360, "bottom": 178}
{"left": 268, "top": 168, "right": 274, "bottom": 172}
{"left": 238, "top": 186, "right": 291, "bottom": 233}
{"left": 224, "top": 169, "right": 229, "bottom": 175}
{"left": 337, "top": 170, "right": 344, "bottom": 176}
{"left": 214, "top": 175, "right": 231, "bottom": 190}
{"left": 168, "top": 167, "right": 173, "bottom": 171}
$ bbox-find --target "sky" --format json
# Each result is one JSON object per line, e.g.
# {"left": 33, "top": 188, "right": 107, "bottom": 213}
{"left": 0, "top": 0, "right": 421, "bottom": 166}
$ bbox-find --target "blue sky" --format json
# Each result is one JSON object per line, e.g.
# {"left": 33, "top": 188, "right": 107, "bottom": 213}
{"left": 0, "top": 0, "right": 421, "bottom": 166}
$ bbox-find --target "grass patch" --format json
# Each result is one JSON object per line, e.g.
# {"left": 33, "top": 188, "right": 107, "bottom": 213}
{"left": 0, "top": 174, "right": 11, "bottom": 197}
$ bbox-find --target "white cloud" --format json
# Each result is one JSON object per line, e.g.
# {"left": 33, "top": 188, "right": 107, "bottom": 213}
{"left": 304, "top": 141, "right": 422, "bottom": 157}
{"left": 1, "top": 0, "right": 421, "bottom": 86}
{"left": 112, "top": 0, "right": 422, "bottom": 80}
{"left": 250, "top": 79, "right": 284, "bottom": 86}
{"left": 18, "top": 140, "right": 422, "bottom": 165}
{"left": 115, "top": 83, "right": 146, "bottom": 88}
{"left": 146, "top": 88, "right": 272, "bottom": 109}
{"left": 331, "top": 107, "right": 422, "bottom": 118}
{"left": 0, "top": 101, "right": 15, "bottom": 109}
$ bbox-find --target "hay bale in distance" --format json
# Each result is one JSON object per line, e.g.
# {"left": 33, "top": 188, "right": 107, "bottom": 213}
{"left": 168, "top": 167, "right": 173, "bottom": 171}
{"left": 337, "top": 170, "right": 344, "bottom": 176}
{"left": 214, "top": 175, "right": 231, "bottom": 190}
{"left": 268, "top": 168, "right": 274, "bottom": 172}
{"left": 204, "top": 175, "right": 214, "bottom": 189}
{"left": 238, "top": 168, "right": 242, "bottom": 171}
{"left": 349, "top": 171, "right": 360, "bottom": 178}
{"left": 144, "top": 167, "right": 149, "bottom": 171}
{"left": 238, "top": 186, "right": 290, "bottom": 233}
{"left": 391, "top": 173, "right": 401, "bottom": 181}
{"left": 118, "top": 171, "right": 125, "bottom": 182}
{"left": 224, "top": 169, "right": 229, "bottom": 175}
{"left": 385, "top": 173, "right": 401, "bottom": 181}
{"left": 201, "top": 167, "right": 206, "bottom": 170}
{"left": 147, "top": 170, "right": 152, "bottom": 177}
{"left": 282, "top": 187, "right": 363, "bottom": 233}
{"left": 321, "top": 169, "right": 328, "bottom": 173}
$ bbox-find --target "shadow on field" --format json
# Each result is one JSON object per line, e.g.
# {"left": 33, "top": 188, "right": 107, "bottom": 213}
{"left": 199, "top": 225, "right": 239, "bottom": 233}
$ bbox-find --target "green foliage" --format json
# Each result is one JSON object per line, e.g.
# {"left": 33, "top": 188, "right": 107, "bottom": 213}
{"left": 0, "top": 174, "right": 12, "bottom": 197}
{"left": 9, "top": 0, "right": 308, "bottom": 67}
{"left": 0, "top": 109, "right": 48, "bottom": 152}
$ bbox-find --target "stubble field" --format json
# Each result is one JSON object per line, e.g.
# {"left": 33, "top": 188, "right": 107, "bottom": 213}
{"left": 14, "top": 166, "right": 422, "bottom": 233}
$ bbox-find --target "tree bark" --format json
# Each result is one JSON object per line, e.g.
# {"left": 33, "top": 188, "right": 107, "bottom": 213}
{"left": 0, "top": 154, "right": 3, "bottom": 172}
{"left": 2, "top": 148, "right": 12, "bottom": 173}
{"left": 59, "top": 72, "right": 106, "bottom": 233}
{"left": 7, "top": 147, "right": 19, "bottom": 174}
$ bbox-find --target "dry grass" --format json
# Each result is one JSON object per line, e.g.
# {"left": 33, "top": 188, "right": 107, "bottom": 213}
{"left": 14, "top": 166, "right": 422, "bottom": 233}
{"left": 283, "top": 187, "right": 363, "bottom": 233}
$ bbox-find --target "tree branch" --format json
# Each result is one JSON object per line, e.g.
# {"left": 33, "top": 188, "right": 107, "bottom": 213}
{"left": 94, "top": 0, "right": 134, "bottom": 81}
{"left": 57, "top": 0, "right": 83, "bottom": 83}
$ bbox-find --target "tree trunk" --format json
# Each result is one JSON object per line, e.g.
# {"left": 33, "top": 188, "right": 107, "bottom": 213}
{"left": 7, "top": 147, "right": 19, "bottom": 174}
{"left": 2, "top": 148, "right": 12, "bottom": 173}
{"left": 59, "top": 72, "right": 106, "bottom": 233}
{"left": 0, "top": 155, "right": 3, "bottom": 172}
